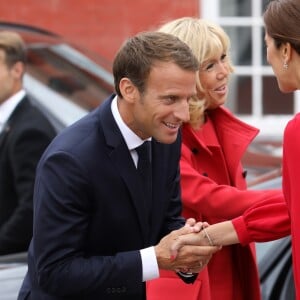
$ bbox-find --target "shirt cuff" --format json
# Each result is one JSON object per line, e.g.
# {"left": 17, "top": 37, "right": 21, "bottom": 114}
{"left": 140, "top": 246, "right": 159, "bottom": 282}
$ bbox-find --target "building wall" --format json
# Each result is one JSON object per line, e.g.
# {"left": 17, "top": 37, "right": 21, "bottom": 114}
{"left": 0, "top": 0, "right": 199, "bottom": 62}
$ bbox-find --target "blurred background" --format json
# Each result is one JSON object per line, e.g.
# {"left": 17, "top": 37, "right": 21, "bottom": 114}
{"left": 0, "top": 0, "right": 297, "bottom": 139}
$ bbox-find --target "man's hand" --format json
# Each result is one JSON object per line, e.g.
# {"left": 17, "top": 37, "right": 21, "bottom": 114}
{"left": 154, "top": 223, "right": 220, "bottom": 273}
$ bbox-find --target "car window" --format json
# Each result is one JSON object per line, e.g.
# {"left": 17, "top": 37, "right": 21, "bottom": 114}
{"left": 25, "top": 44, "right": 114, "bottom": 112}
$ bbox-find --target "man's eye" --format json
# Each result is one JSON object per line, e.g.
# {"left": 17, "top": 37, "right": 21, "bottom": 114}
{"left": 164, "top": 96, "right": 176, "bottom": 104}
{"left": 169, "top": 96, "right": 177, "bottom": 102}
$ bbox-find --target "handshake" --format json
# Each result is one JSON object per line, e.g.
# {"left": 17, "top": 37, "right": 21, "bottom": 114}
{"left": 155, "top": 218, "right": 222, "bottom": 274}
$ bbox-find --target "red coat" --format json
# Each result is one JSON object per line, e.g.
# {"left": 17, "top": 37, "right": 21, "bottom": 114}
{"left": 282, "top": 113, "right": 300, "bottom": 300}
{"left": 147, "top": 107, "right": 288, "bottom": 300}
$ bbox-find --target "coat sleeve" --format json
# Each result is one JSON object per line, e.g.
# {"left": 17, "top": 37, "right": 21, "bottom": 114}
{"left": 232, "top": 196, "right": 290, "bottom": 245}
{"left": 180, "top": 143, "right": 286, "bottom": 224}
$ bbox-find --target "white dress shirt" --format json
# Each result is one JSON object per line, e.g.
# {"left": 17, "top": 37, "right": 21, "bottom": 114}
{"left": 0, "top": 90, "right": 26, "bottom": 133}
{"left": 111, "top": 96, "right": 159, "bottom": 282}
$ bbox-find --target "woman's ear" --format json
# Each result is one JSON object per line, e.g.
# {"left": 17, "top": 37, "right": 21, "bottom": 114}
{"left": 282, "top": 42, "right": 292, "bottom": 64}
{"left": 119, "top": 77, "right": 139, "bottom": 103}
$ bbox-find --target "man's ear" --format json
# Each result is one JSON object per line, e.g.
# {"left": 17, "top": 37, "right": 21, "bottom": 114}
{"left": 10, "top": 61, "right": 25, "bottom": 80}
{"left": 119, "top": 77, "right": 139, "bottom": 103}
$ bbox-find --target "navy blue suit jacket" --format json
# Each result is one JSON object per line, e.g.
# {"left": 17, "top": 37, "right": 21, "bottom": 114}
{"left": 19, "top": 95, "right": 185, "bottom": 299}
{"left": 0, "top": 96, "right": 56, "bottom": 254}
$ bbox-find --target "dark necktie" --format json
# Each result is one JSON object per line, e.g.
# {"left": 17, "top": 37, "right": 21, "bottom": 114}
{"left": 136, "top": 141, "right": 152, "bottom": 213}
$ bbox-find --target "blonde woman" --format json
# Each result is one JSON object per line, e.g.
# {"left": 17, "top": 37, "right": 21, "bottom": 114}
{"left": 147, "top": 17, "right": 290, "bottom": 300}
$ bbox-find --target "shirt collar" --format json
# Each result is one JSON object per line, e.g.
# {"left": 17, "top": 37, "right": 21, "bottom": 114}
{"left": 0, "top": 89, "right": 26, "bottom": 126}
{"left": 111, "top": 95, "right": 151, "bottom": 150}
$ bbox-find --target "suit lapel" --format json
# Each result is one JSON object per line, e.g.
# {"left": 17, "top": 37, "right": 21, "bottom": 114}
{"left": 0, "top": 97, "right": 29, "bottom": 149}
{"left": 0, "top": 124, "right": 11, "bottom": 148}
{"left": 99, "top": 97, "right": 150, "bottom": 244}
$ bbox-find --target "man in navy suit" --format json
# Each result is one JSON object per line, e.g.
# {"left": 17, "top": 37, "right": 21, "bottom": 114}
{"left": 18, "top": 31, "right": 219, "bottom": 299}
{"left": 0, "top": 31, "right": 56, "bottom": 255}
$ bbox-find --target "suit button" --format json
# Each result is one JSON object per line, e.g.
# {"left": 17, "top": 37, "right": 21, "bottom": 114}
{"left": 106, "top": 288, "right": 111, "bottom": 294}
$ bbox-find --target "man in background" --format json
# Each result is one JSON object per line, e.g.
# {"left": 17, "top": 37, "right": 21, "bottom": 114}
{"left": 0, "top": 31, "right": 56, "bottom": 255}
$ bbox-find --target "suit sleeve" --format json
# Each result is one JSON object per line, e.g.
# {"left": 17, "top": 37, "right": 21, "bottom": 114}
{"left": 0, "top": 126, "right": 54, "bottom": 254}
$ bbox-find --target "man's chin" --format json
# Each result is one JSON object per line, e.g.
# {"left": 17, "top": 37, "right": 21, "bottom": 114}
{"left": 155, "top": 134, "right": 178, "bottom": 144}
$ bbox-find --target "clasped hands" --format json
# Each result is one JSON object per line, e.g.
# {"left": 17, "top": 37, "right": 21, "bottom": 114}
{"left": 155, "top": 218, "right": 221, "bottom": 274}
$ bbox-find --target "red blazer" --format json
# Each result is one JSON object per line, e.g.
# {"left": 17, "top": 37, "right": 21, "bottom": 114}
{"left": 147, "top": 107, "right": 288, "bottom": 300}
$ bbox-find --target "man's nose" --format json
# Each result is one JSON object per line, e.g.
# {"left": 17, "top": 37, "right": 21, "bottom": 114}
{"left": 174, "top": 100, "right": 190, "bottom": 122}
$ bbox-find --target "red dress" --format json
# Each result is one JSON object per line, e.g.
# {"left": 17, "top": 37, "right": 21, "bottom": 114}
{"left": 147, "top": 107, "right": 290, "bottom": 300}
{"left": 282, "top": 113, "right": 300, "bottom": 300}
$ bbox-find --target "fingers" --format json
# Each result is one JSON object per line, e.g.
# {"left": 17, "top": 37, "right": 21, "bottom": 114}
{"left": 155, "top": 225, "right": 200, "bottom": 269}
{"left": 169, "top": 225, "right": 196, "bottom": 259}
{"left": 171, "top": 246, "right": 215, "bottom": 271}
{"left": 178, "top": 259, "right": 209, "bottom": 273}
{"left": 185, "top": 219, "right": 209, "bottom": 233}
{"left": 170, "top": 231, "right": 204, "bottom": 255}
{"left": 185, "top": 218, "right": 196, "bottom": 227}
{"left": 170, "top": 223, "right": 213, "bottom": 259}
{"left": 155, "top": 221, "right": 220, "bottom": 272}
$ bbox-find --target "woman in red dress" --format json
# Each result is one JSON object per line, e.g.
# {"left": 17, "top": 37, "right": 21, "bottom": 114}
{"left": 263, "top": 1, "right": 300, "bottom": 299}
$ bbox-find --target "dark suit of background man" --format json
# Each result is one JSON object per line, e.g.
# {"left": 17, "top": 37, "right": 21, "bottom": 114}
{"left": 18, "top": 31, "right": 219, "bottom": 300}
{"left": 0, "top": 31, "right": 56, "bottom": 255}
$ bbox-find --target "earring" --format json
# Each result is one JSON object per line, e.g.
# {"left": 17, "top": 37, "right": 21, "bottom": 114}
{"left": 283, "top": 62, "right": 288, "bottom": 70}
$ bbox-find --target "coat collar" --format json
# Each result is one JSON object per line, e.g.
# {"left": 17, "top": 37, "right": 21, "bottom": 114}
{"left": 182, "top": 106, "right": 259, "bottom": 170}
{"left": 183, "top": 106, "right": 259, "bottom": 149}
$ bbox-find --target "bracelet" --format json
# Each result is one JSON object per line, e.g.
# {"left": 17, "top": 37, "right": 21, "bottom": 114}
{"left": 202, "top": 226, "right": 214, "bottom": 246}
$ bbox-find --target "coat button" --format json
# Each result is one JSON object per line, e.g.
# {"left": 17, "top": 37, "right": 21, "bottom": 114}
{"left": 191, "top": 148, "right": 198, "bottom": 154}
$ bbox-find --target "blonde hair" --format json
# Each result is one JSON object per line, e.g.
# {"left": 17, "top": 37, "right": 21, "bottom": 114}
{"left": 158, "top": 17, "right": 234, "bottom": 127}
